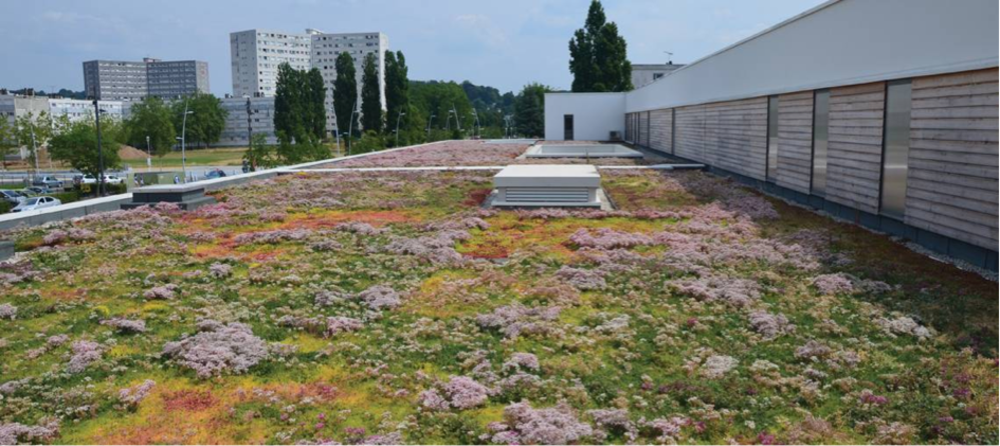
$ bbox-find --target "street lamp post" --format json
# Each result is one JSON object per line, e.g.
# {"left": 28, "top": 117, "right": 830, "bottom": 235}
{"left": 178, "top": 99, "right": 193, "bottom": 184}
{"left": 471, "top": 110, "right": 480, "bottom": 140}
{"left": 452, "top": 104, "right": 462, "bottom": 132}
{"left": 347, "top": 98, "right": 358, "bottom": 156}
{"left": 145, "top": 135, "right": 152, "bottom": 172}
{"left": 92, "top": 99, "right": 105, "bottom": 196}
{"left": 29, "top": 126, "right": 38, "bottom": 182}
{"left": 245, "top": 96, "right": 253, "bottom": 147}
{"left": 394, "top": 110, "right": 406, "bottom": 147}
{"left": 426, "top": 114, "right": 436, "bottom": 140}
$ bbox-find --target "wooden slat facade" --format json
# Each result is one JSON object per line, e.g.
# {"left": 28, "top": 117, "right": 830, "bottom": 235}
{"left": 649, "top": 109, "right": 673, "bottom": 154}
{"left": 672, "top": 99, "right": 767, "bottom": 180}
{"left": 904, "top": 68, "right": 999, "bottom": 249}
{"left": 638, "top": 112, "right": 649, "bottom": 147}
{"left": 630, "top": 68, "right": 997, "bottom": 254}
{"left": 706, "top": 98, "right": 768, "bottom": 180}
{"left": 825, "top": 82, "right": 886, "bottom": 214}
{"left": 674, "top": 104, "right": 708, "bottom": 165}
{"left": 776, "top": 91, "right": 815, "bottom": 193}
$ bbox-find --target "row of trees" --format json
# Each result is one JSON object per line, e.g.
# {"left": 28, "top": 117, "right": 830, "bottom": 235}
{"left": 251, "top": 47, "right": 556, "bottom": 164}
{"left": 0, "top": 110, "right": 124, "bottom": 178}
{"left": 124, "top": 93, "right": 228, "bottom": 155}
{"left": 0, "top": 93, "right": 227, "bottom": 177}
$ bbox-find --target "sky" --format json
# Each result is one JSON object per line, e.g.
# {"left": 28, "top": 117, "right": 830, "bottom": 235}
{"left": 0, "top": 0, "right": 827, "bottom": 95}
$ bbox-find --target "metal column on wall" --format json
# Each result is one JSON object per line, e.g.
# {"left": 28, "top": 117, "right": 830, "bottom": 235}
{"left": 880, "top": 80, "right": 913, "bottom": 220}
{"left": 645, "top": 111, "right": 651, "bottom": 147}
{"left": 811, "top": 90, "right": 830, "bottom": 196}
{"left": 670, "top": 108, "right": 676, "bottom": 155}
{"left": 766, "top": 96, "right": 780, "bottom": 182}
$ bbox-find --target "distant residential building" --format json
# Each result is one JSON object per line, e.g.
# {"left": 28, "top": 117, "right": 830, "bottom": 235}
{"left": 218, "top": 95, "right": 278, "bottom": 147}
{"left": 49, "top": 98, "right": 125, "bottom": 124}
{"left": 147, "top": 60, "right": 210, "bottom": 99}
{"left": 229, "top": 28, "right": 388, "bottom": 135}
{"left": 311, "top": 31, "right": 388, "bottom": 134}
{"left": 230, "top": 29, "right": 315, "bottom": 98}
{"left": 82, "top": 58, "right": 210, "bottom": 101}
{"left": 631, "top": 63, "right": 685, "bottom": 89}
{"left": 0, "top": 91, "right": 122, "bottom": 159}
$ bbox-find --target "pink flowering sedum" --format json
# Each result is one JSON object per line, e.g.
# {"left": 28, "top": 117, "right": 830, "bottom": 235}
{"left": 489, "top": 401, "right": 594, "bottom": 445}
{"left": 66, "top": 340, "right": 102, "bottom": 374}
{"left": 0, "top": 303, "right": 16, "bottom": 320}
{"left": 161, "top": 320, "right": 269, "bottom": 378}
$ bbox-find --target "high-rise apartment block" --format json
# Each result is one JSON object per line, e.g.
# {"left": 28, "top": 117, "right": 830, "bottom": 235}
{"left": 82, "top": 58, "right": 210, "bottom": 101}
{"left": 310, "top": 32, "right": 388, "bottom": 133}
{"left": 230, "top": 29, "right": 315, "bottom": 98}
{"left": 230, "top": 29, "right": 388, "bottom": 134}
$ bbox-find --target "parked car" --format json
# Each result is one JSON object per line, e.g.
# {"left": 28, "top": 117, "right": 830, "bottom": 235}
{"left": 205, "top": 169, "right": 227, "bottom": 180}
{"left": 23, "top": 186, "right": 50, "bottom": 196}
{"left": 11, "top": 196, "right": 61, "bottom": 213}
{"left": 0, "top": 190, "right": 27, "bottom": 205}
{"left": 32, "top": 176, "right": 63, "bottom": 190}
{"left": 103, "top": 175, "right": 124, "bottom": 185}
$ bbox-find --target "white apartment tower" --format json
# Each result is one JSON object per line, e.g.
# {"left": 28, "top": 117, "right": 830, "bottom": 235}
{"left": 310, "top": 32, "right": 388, "bottom": 134}
{"left": 230, "top": 29, "right": 388, "bottom": 134}
{"left": 229, "top": 29, "right": 315, "bottom": 98}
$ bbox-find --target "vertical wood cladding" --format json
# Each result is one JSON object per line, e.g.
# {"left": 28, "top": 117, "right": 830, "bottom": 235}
{"left": 638, "top": 112, "right": 649, "bottom": 146}
{"left": 825, "top": 82, "right": 886, "bottom": 214}
{"left": 674, "top": 104, "right": 708, "bottom": 164}
{"left": 649, "top": 109, "right": 673, "bottom": 154}
{"left": 905, "top": 68, "right": 998, "bottom": 249}
{"left": 673, "top": 98, "right": 767, "bottom": 180}
{"left": 776, "top": 91, "right": 815, "bottom": 193}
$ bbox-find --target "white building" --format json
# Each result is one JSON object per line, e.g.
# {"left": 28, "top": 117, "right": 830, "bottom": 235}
{"left": 311, "top": 31, "right": 388, "bottom": 134}
{"left": 230, "top": 28, "right": 389, "bottom": 135}
{"left": 230, "top": 29, "right": 316, "bottom": 98}
{"left": 544, "top": 0, "right": 998, "bottom": 271}
{"left": 0, "top": 93, "right": 126, "bottom": 159}
{"left": 49, "top": 98, "right": 125, "bottom": 124}
{"left": 630, "top": 63, "right": 685, "bottom": 89}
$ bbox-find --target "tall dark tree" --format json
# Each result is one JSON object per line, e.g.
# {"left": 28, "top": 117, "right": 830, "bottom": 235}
{"left": 568, "top": 0, "right": 633, "bottom": 92}
{"left": 513, "top": 83, "right": 551, "bottom": 138}
{"left": 333, "top": 52, "right": 359, "bottom": 137}
{"left": 171, "top": 93, "right": 227, "bottom": 148}
{"left": 306, "top": 68, "right": 327, "bottom": 138}
{"left": 273, "top": 63, "right": 328, "bottom": 163}
{"left": 125, "top": 97, "right": 176, "bottom": 156}
{"left": 273, "top": 63, "right": 300, "bottom": 142}
{"left": 360, "top": 53, "right": 384, "bottom": 134}
{"left": 385, "top": 51, "right": 411, "bottom": 140}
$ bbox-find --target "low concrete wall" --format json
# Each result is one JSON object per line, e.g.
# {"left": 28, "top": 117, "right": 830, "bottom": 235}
{"left": 0, "top": 141, "right": 462, "bottom": 231}
{"left": 0, "top": 194, "right": 134, "bottom": 231}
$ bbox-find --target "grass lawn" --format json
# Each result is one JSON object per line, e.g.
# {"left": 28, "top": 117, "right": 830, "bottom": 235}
{"left": 142, "top": 147, "right": 248, "bottom": 168}
{"left": 0, "top": 164, "right": 995, "bottom": 445}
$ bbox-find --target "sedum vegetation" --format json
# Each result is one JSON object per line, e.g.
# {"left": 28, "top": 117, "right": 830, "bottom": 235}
{"left": 0, "top": 164, "right": 996, "bottom": 445}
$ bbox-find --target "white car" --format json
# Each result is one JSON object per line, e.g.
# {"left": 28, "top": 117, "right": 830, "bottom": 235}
{"left": 79, "top": 175, "right": 97, "bottom": 185}
{"left": 103, "top": 175, "right": 124, "bottom": 185}
{"left": 11, "top": 196, "right": 62, "bottom": 213}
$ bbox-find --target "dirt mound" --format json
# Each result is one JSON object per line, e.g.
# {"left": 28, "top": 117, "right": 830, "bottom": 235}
{"left": 119, "top": 145, "right": 150, "bottom": 160}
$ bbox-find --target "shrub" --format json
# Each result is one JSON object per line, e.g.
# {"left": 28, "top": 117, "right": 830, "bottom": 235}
{"left": 486, "top": 401, "right": 593, "bottom": 445}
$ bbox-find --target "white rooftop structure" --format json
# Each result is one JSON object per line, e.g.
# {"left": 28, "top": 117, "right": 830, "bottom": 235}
{"left": 492, "top": 165, "right": 602, "bottom": 208}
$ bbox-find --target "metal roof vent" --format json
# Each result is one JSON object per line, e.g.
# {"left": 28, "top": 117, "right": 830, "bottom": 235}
{"left": 491, "top": 165, "right": 602, "bottom": 208}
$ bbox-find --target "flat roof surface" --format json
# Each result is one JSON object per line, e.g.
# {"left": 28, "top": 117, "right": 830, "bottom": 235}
{"left": 528, "top": 144, "right": 644, "bottom": 158}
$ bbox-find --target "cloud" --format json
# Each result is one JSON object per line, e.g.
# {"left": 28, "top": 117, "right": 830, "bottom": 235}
{"left": 453, "top": 14, "right": 509, "bottom": 49}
